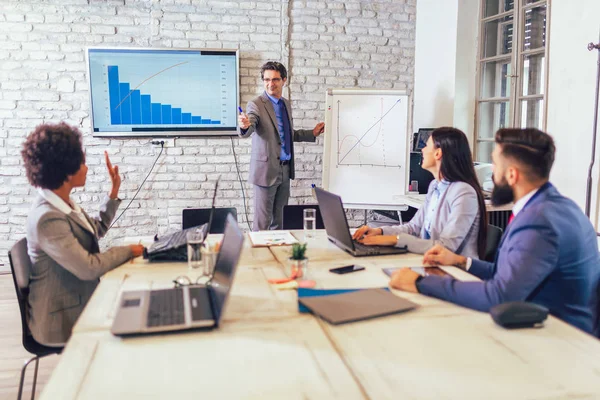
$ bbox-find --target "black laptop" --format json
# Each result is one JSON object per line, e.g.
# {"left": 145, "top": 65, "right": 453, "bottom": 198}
{"left": 314, "top": 187, "right": 408, "bottom": 257}
{"left": 145, "top": 177, "right": 220, "bottom": 262}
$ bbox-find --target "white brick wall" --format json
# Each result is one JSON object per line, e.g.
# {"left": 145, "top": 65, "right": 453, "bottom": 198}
{"left": 0, "top": 0, "right": 415, "bottom": 266}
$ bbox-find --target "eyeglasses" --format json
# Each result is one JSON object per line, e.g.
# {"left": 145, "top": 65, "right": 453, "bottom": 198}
{"left": 172, "top": 275, "right": 205, "bottom": 288}
{"left": 263, "top": 78, "right": 282, "bottom": 83}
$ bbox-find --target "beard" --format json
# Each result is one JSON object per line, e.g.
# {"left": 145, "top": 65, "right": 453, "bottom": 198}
{"left": 491, "top": 175, "right": 515, "bottom": 206}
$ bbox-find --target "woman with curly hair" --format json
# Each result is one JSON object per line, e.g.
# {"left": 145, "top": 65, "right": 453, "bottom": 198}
{"left": 22, "top": 122, "right": 144, "bottom": 346}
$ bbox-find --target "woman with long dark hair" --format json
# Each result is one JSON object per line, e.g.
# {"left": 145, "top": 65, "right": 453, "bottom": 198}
{"left": 353, "top": 127, "right": 487, "bottom": 259}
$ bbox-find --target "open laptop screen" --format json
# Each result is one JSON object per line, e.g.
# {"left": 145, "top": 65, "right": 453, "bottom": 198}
{"left": 210, "top": 214, "right": 244, "bottom": 322}
{"left": 314, "top": 188, "right": 355, "bottom": 250}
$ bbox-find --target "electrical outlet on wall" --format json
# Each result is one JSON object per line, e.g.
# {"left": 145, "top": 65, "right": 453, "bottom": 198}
{"left": 150, "top": 138, "right": 175, "bottom": 148}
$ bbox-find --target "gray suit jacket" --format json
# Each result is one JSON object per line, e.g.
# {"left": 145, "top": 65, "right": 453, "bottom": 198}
{"left": 239, "top": 92, "right": 316, "bottom": 186}
{"left": 26, "top": 194, "right": 133, "bottom": 346}
{"left": 382, "top": 180, "right": 482, "bottom": 259}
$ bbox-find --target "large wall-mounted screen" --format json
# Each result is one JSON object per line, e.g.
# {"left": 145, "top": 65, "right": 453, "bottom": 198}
{"left": 86, "top": 47, "right": 239, "bottom": 137}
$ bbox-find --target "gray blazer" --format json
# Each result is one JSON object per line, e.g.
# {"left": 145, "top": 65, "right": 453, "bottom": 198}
{"left": 239, "top": 92, "right": 316, "bottom": 186}
{"left": 26, "top": 194, "right": 133, "bottom": 346}
{"left": 381, "top": 180, "right": 482, "bottom": 259}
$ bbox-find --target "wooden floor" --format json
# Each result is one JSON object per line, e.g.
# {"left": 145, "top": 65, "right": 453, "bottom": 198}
{"left": 0, "top": 274, "right": 60, "bottom": 400}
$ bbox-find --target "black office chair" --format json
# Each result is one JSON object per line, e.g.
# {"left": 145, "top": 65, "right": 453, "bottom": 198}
{"left": 182, "top": 207, "right": 238, "bottom": 233}
{"left": 484, "top": 224, "right": 503, "bottom": 262}
{"left": 282, "top": 204, "right": 325, "bottom": 230}
{"left": 8, "top": 238, "right": 63, "bottom": 400}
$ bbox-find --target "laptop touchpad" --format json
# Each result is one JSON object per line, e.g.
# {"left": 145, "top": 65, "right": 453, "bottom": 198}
{"left": 188, "top": 286, "right": 213, "bottom": 321}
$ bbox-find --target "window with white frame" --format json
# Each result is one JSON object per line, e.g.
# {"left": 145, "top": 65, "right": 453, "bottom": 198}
{"left": 475, "top": 0, "right": 548, "bottom": 162}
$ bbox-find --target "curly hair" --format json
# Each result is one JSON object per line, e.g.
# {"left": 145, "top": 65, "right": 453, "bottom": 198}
{"left": 21, "top": 122, "right": 85, "bottom": 190}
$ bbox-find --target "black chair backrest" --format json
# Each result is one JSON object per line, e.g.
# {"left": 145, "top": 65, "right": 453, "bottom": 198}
{"left": 9, "top": 238, "right": 64, "bottom": 356}
{"left": 182, "top": 207, "right": 238, "bottom": 233}
{"left": 484, "top": 224, "right": 503, "bottom": 262}
{"left": 282, "top": 205, "right": 325, "bottom": 230}
{"left": 8, "top": 238, "right": 34, "bottom": 345}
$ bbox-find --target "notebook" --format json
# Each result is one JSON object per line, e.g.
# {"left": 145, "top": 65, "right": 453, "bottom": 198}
{"left": 298, "top": 288, "right": 418, "bottom": 325}
{"left": 248, "top": 230, "right": 298, "bottom": 247}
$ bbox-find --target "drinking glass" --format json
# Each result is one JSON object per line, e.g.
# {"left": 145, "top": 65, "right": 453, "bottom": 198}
{"left": 303, "top": 208, "right": 317, "bottom": 240}
{"left": 186, "top": 230, "right": 204, "bottom": 269}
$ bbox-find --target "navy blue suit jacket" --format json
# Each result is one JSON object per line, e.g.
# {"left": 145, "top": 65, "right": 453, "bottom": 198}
{"left": 417, "top": 183, "right": 600, "bottom": 335}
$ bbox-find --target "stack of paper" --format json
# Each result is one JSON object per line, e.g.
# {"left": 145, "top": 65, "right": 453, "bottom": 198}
{"left": 248, "top": 231, "right": 299, "bottom": 247}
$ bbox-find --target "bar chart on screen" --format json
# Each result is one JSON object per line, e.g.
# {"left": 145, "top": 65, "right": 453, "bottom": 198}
{"left": 106, "top": 63, "right": 221, "bottom": 126}
{"left": 86, "top": 48, "right": 239, "bottom": 136}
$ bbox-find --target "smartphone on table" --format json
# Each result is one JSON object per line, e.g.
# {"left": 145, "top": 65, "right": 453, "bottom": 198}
{"left": 329, "top": 265, "right": 366, "bottom": 274}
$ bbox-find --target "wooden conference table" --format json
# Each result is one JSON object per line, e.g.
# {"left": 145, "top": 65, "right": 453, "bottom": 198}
{"left": 40, "top": 230, "right": 600, "bottom": 399}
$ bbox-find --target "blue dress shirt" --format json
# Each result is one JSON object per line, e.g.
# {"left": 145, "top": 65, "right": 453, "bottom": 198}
{"left": 265, "top": 92, "right": 291, "bottom": 161}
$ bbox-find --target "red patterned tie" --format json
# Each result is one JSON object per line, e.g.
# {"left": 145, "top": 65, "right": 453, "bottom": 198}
{"left": 508, "top": 212, "right": 514, "bottom": 224}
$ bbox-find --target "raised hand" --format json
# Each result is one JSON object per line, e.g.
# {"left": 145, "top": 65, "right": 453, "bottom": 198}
{"left": 105, "top": 151, "right": 121, "bottom": 199}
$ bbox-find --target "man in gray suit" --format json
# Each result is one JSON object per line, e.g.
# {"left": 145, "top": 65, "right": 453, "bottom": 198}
{"left": 238, "top": 61, "right": 324, "bottom": 231}
{"left": 22, "top": 122, "right": 144, "bottom": 346}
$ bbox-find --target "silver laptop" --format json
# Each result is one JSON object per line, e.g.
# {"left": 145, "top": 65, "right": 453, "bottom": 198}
{"left": 111, "top": 214, "right": 244, "bottom": 336}
{"left": 314, "top": 187, "right": 408, "bottom": 257}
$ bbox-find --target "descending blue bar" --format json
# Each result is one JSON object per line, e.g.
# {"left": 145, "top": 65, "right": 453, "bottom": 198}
{"left": 212, "top": 120, "right": 221, "bottom": 124}
{"left": 191, "top": 116, "right": 201, "bottom": 124}
{"left": 119, "top": 83, "right": 131, "bottom": 124}
{"left": 172, "top": 108, "right": 182, "bottom": 124}
{"left": 141, "top": 95, "right": 151, "bottom": 124}
{"left": 108, "top": 66, "right": 121, "bottom": 125}
{"left": 201, "top": 119, "right": 210, "bottom": 124}
{"left": 162, "top": 105, "right": 172, "bottom": 124}
{"left": 182, "top": 113, "right": 191, "bottom": 124}
{"left": 131, "top": 90, "right": 141, "bottom": 124}
{"left": 151, "top": 103, "right": 161, "bottom": 124}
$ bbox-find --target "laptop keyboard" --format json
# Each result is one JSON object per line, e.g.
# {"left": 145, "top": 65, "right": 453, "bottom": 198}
{"left": 147, "top": 288, "right": 185, "bottom": 327}
{"left": 148, "top": 230, "right": 188, "bottom": 253}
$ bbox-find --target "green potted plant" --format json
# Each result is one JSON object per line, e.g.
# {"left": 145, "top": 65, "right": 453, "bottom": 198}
{"left": 288, "top": 242, "right": 308, "bottom": 279}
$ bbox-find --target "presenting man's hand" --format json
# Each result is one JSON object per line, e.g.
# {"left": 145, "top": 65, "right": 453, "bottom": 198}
{"left": 313, "top": 122, "right": 325, "bottom": 137}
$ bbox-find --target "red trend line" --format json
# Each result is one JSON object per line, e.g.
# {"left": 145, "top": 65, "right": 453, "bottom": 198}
{"left": 114, "top": 61, "right": 189, "bottom": 111}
